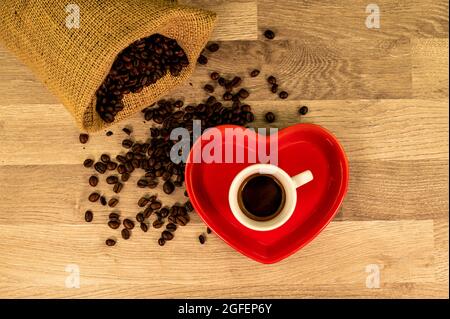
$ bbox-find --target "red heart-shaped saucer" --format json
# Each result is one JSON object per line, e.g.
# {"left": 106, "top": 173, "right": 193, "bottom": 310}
{"left": 185, "top": 123, "right": 349, "bottom": 264}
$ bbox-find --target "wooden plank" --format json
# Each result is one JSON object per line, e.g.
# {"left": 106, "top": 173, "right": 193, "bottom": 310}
{"left": 0, "top": 99, "right": 447, "bottom": 166}
{"left": 0, "top": 160, "right": 447, "bottom": 224}
{"left": 0, "top": 46, "right": 58, "bottom": 105}
{"left": 258, "top": 0, "right": 449, "bottom": 41}
{"left": 0, "top": 283, "right": 446, "bottom": 298}
{"left": 412, "top": 38, "right": 449, "bottom": 99}
{"left": 1, "top": 38, "right": 412, "bottom": 103}
{"left": 0, "top": 220, "right": 437, "bottom": 298}
{"left": 181, "top": 38, "right": 412, "bottom": 100}
{"left": 343, "top": 160, "right": 448, "bottom": 220}
{"left": 434, "top": 218, "right": 449, "bottom": 291}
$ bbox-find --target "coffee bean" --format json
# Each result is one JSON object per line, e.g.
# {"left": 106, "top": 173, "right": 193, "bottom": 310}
{"left": 113, "top": 182, "right": 123, "bottom": 193}
{"left": 121, "top": 228, "right": 131, "bottom": 240}
{"left": 174, "top": 100, "right": 184, "bottom": 108}
{"left": 161, "top": 171, "right": 171, "bottom": 181}
{"left": 122, "top": 127, "right": 132, "bottom": 135}
{"left": 108, "top": 198, "right": 119, "bottom": 207}
{"left": 166, "top": 223, "right": 177, "bottom": 232}
{"left": 106, "top": 176, "right": 118, "bottom": 184}
{"left": 136, "top": 213, "right": 145, "bottom": 223}
{"left": 162, "top": 230, "right": 174, "bottom": 241}
{"left": 267, "top": 76, "right": 277, "bottom": 85}
{"left": 83, "top": 159, "right": 94, "bottom": 168}
{"left": 100, "top": 196, "right": 107, "bottom": 206}
{"left": 137, "top": 179, "right": 149, "bottom": 188}
{"left": 88, "top": 192, "right": 100, "bottom": 202}
{"left": 265, "top": 112, "right": 276, "bottom": 123}
{"left": 79, "top": 133, "right": 89, "bottom": 144}
{"left": 122, "top": 139, "right": 133, "bottom": 149}
{"left": 199, "top": 234, "right": 206, "bottom": 244}
{"left": 106, "top": 131, "right": 113, "bottom": 136}
{"left": 270, "top": 84, "right": 278, "bottom": 93}
{"left": 143, "top": 206, "right": 153, "bottom": 218}
{"left": 121, "top": 173, "right": 130, "bottom": 182}
{"left": 299, "top": 106, "right": 309, "bottom": 115}
{"left": 230, "top": 76, "right": 242, "bottom": 88}
{"left": 109, "top": 212, "right": 120, "bottom": 220}
{"left": 163, "top": 181, "right": 175, "bottom": 194}
{"left": 197, "top": 54, "right": 208, "bottom": 65}
{"left": 125, "top": 151, "right": 134, "bottom": 161}
{"left": 100, "top": 154, "right": 110, "bottom": 163}
{"left": 116, "top": 155, "right": 127, "bottom": 163}
{"left": 218, "top": 77, "right": 226, "bottom": 86}
{"left": 140, "top": 222, "right": 148, "bottom": 232}
{"left": 108, "top": 220, "right": 120, "bottom": 229}
{"left": 250, "top": 69, "right": 260, "bottom": 77}
{"left": 107, "top": 161, "right": 118, "bottom": 170}
{"left": 144, "top": 109, "right": 154, "bottom": 121}
{"left": 184, "top": 190, "right": 189, "bottom": 197}
{"left": 207, "top": 227, "right": 212, "bottom": 234}
{"left": 279, "top": 91, "right": 288, "bottom": 99}
{"left": 158, "top": 237, "right": 165, "bottom": 246}
{"left": 84, "top": 210, "right": 93, "bottom": 222}
{"left": 206, "top": 43, "right": 219, "bottom": 52}
{"left": 150, "top": 201, "right": 162, "bottom": 210}
{"left": 89, "top": 175, "right": 98, "bottom": 187}
{"left": 117, "top": 164, "right": 126, "bottom": 174}
{"left": 123, "top": 219, "right": 135, "bottom": 230}
{"left": 238, "top": 89, "right": 249, "bottom": 99}
{"left": 223, "top": 92, "right": 233, "bottom": 101}
{"left": 105, "top": 238, "right": 116, "bottom": 246}
{"left": 204, "top": 84, "right": 214, "bottom": 93}
{"left": 264, "top": 29, "right": 275, "bottom": 40}
{"left": 241, "top": 104, "right": 252, "bottom": 112}
{"left": 185, "top": 201, "right": 194, "bottom": 212}
{"left": 210, "top": 72, "right": 220, "bottom": 80}
{"left": 125, "top": 161, "right": 135, "bottom": 173}
{"left": 175, "top": 214, "right": 189, "bottom": 226}
{"left": 138, "top": 196, "right": 149, "bottom": 207}
{"left": 159, "top": 208, "right": 169, "bottom": 218}
{"left": 131, "top": 159, "right": 140, "bottom": 169}
{"left": 153, "top": 219, "right": 164, "bottom": 229}
{"left": 148, "top": 180, "right": 159, "bottom": 189}
{"left": 94, "top": 162, "right": 107, "bottom": 174}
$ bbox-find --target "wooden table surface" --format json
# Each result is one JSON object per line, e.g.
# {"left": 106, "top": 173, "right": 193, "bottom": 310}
{"left": 0, "top": 0, "right": 448, "bottom": 298}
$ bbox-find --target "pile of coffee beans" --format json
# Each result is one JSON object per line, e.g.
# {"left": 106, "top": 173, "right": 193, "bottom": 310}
{"left": 83, "top": 67, "right": 259, "bottom": 246}
{"left": 95, "top": 34, "right": 189, "bottom": 123}
{"left": 82, "top": 35, "right": 310, "bottom": 248}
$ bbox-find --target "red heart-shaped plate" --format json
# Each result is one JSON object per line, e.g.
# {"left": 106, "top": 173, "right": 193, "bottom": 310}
{"left": 185, "top": 123, "right": 349, "bottom": 263}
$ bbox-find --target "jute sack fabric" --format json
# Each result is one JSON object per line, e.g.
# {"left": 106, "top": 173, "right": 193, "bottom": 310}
{"left": 0, "top": 0, "right": 216, "bottom": 132}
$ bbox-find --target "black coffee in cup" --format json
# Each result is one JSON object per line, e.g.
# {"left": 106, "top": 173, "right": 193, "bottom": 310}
{"left": 238, "top": 174, "right": 286, "bottom": 221}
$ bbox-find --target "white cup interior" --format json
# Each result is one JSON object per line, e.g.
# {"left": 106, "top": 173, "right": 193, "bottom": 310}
{"left": 229, "top": 164, "right": 298, "bottom": 231}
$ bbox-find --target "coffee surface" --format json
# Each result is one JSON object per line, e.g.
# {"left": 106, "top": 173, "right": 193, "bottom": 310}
{"left": 240, "top": 174, "right": 285, "bottom": 220}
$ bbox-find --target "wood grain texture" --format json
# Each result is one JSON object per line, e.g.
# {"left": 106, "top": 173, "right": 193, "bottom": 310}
{"left": 258, "top": 0, "right": 449, "bottom": 41}
{"left": 0, "top": 0, "right": 448, "bottom": 298}
{"left": 412, "top": 38, "right": 449, "bottom": 99}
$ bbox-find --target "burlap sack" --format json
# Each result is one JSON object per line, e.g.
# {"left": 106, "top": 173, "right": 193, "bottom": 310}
{"left": 0, "top": 0, "right": 216, "bottom": 132}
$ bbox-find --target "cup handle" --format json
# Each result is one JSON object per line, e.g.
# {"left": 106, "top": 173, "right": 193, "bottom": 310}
{"left": 291, "top": 170, "right": 313, "bottom": 188}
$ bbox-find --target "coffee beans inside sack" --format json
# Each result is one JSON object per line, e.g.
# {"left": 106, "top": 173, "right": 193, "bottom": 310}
{"left": 0, "top": 0, "right": 217, "bottom": 131}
